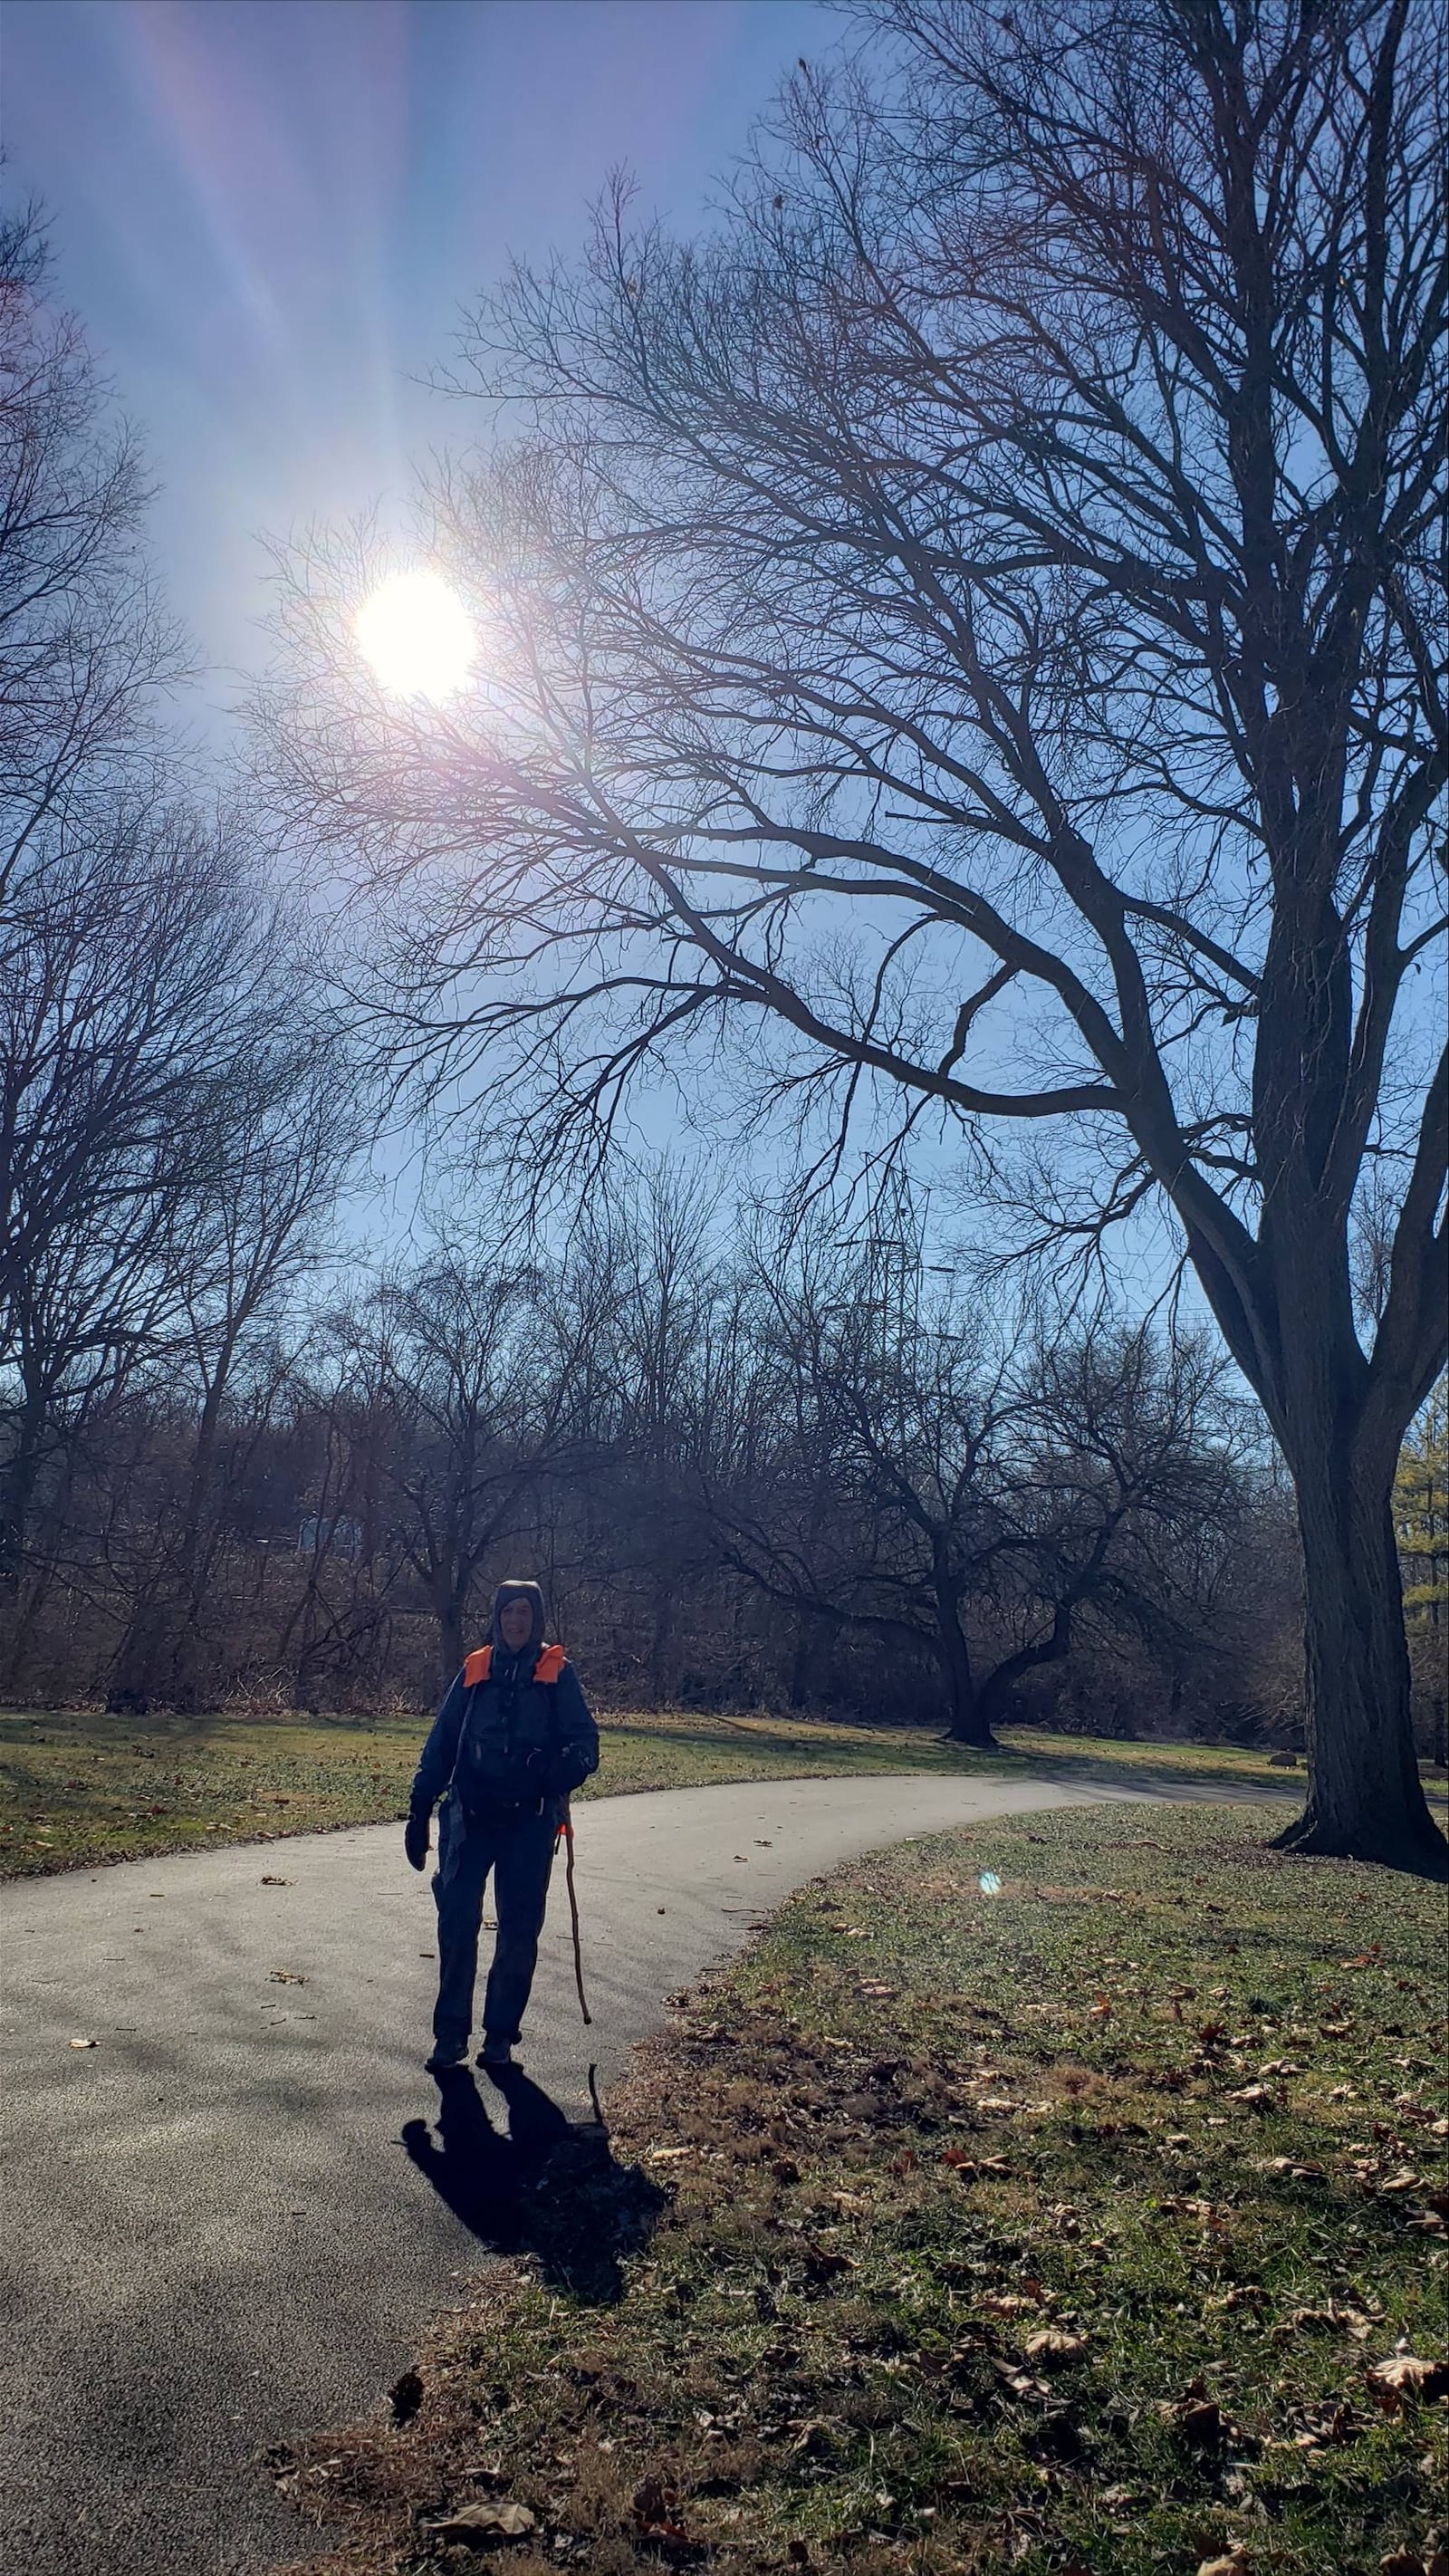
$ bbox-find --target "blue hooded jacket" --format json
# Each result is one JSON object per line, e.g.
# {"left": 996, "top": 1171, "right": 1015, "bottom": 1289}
{"left": 408, "top": 1580, "right": 599, "bottom": 1821}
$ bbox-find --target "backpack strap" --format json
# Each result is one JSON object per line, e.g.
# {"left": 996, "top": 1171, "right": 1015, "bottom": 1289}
{"left": 461, "top": 1640, "right": 564, "bottom": 1687}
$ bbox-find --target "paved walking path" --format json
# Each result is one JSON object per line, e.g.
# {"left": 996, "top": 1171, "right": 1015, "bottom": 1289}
{"left": 0, "top": 1770, "right": 1154, "bottom": 2576}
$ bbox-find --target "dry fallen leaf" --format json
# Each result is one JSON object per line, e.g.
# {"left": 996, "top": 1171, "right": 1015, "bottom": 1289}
{"left": 1198, "top": 2551, "right": 1250, "bottom": 2576}
{"left": 68, "top": 2037, "right": 98, "bottom": 2051}
{"left": 260, "top": 1875, "right": 290, "bottom": 1886}
{"left": 1023, "top": 2329, "right": 1089, "bottom": 2365}
{"left": 1378, "top": 2552, "right": 1428, "bottom": 2575}
{"left": 1367, "top": 2355, "right": 1449, "bottom": 2405}
{"left": 632, "top": 2474, "right": 688, "bottom": 2542}
{"left": 269, "top": 1969, "right": 308, "bottom": 1985}
{"left": 1160, "top": 2384, "right": 1227, "bottom": 2448}
{"left": 430, "top": 2498, "right": 536, "bottom": 2541}
{"left": 388, "top": 2369, "right": 423, "bottom": 2425}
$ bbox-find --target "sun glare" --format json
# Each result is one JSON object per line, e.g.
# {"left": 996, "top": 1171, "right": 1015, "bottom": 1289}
{"left": 355, "top": 568, "right": 475, "bottom": 702}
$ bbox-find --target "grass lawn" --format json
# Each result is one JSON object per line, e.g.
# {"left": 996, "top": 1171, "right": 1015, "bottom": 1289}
{"left": 0, "top": 1704, "right": 1330, "bottom": 1881}
{"left": 274, "top": 1800, "right": 1447, "bottom": 2576}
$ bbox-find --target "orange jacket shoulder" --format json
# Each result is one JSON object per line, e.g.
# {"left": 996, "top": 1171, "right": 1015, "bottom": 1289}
{"left": 462, "top": 1645, "right": 492, "bottom": 1687}
{"left": 535, "top": 1642, "right": 566, "bottom": 1683}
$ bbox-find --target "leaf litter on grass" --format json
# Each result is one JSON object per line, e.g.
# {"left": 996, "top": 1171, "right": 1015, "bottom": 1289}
{"left": 275, "top": 1802, "right": 1444, "bottom": 2576}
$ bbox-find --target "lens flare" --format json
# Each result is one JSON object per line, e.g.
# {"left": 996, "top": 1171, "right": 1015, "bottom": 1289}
{"left": 355, "top": 569, "right": 475, "bottom": 702}
{"left": 978, "top": 1870, "right": 1002, "bottom": 1897}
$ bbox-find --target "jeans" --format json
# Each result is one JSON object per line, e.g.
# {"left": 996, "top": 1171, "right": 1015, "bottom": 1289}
{"left": 431, "top": 1789, "right": 559, "bottom": 2052}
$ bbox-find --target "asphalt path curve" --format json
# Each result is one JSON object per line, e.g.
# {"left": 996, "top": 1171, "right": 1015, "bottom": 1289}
{"left": 1, "top": 1768, "right": 1158, "bottom": 2576}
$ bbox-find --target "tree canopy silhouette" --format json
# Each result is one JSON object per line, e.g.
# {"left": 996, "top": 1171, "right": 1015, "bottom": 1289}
{"left": 259, "top": 1, "right": 1447, "bottom": 1871}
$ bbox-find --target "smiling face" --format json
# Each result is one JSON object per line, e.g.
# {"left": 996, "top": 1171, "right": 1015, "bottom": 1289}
{"left": 498, "top": 1596, "right": 535, "bottom": 1654}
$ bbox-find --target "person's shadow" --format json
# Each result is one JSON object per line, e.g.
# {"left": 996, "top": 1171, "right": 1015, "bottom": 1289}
{"left": 401, "top": 2066, "right": 665, "bottom": 2303}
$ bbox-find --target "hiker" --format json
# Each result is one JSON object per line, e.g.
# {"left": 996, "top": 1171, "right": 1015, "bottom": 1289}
{"left": 405, "top": 1580, "right": 599, "bottom": 2074}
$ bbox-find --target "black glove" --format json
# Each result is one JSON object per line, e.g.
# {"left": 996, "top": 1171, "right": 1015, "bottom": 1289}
{"left": 546, "top": 1743, "right": 595, "bottom": 1798}
{"left": 404, "top": 1809, "right": 431, "bottom": 1871}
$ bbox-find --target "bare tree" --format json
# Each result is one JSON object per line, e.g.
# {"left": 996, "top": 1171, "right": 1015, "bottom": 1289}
{"left": 103, "top": 1007, "right": 360, "bottom": 1710}
{"left": 341, "top": 1241, "right": 609, "bottom": 1685}
{"left": 0, "top": 206, "right": 204, "bottom": 1654}
{"left": 710, "top": 1226, "right": 1246, "bottom": 1743}
{"left": 0, "top": 207, "right": 182, "bottom": 862}
{"left": 0, "top": 809, "right": 301, "bottom": 1658}
{"left": 574, "top": 1165, "right": 728, "bottom": 1698}
{"left": 259, "top": 0, "right": 1447, "bottom": 1868}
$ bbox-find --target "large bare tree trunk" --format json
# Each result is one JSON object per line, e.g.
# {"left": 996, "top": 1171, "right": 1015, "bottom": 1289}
{"left": 936, "top": 1587, "right": 993, "bottom": 1748}
{"left": 0, "top": 1377, "right": 46, "bottom": 1600}
{"left": 788, "top": 1607, "right": 840, "bottom": 1708}
{"left": 1274, "top": 1438, "right": 1445, "bottom": 1877}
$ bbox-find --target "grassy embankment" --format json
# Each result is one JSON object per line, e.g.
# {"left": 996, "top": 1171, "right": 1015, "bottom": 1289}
{"left": 274, "top": 1799, "right": 1448, "bottom": 2576}
{"left": 0, "top": 1704, "right": 1321, "bottom": 1879}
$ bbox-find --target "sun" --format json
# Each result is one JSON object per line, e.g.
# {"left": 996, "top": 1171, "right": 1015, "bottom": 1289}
{"left": 355, "top": 568, "right": 475, "bottom": 702}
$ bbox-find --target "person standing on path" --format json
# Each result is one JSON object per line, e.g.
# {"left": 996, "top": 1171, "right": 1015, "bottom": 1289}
{"left": 404, "top": 1580, "right": 599, "bottom": 2073}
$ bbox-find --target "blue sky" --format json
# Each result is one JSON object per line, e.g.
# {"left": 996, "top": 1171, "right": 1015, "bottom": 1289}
{"left": 1, "top": 0, "right": 827, "bottom": 726}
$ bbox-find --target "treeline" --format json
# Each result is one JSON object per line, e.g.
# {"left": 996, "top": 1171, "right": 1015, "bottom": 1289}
{"left": 3, "top": 1162, "right": 1316, "bottom": 1744}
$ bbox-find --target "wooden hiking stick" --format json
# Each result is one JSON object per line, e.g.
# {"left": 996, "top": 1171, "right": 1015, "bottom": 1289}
{"left": 561, "top": 1804, "right": 591, "bottom": 2026}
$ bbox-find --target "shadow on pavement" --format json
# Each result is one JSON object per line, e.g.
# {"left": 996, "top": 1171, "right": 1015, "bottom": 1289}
{"left": 1019, "top": 1752, "right": 1291, "bottom": 1802}
{"left": 401, "top": 2065, "right": 665, "bottom": 2304}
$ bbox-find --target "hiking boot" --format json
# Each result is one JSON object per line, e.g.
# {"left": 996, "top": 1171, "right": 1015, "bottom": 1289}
{"left": 477, "top": 2034, "right": 514, "bottom": 2068}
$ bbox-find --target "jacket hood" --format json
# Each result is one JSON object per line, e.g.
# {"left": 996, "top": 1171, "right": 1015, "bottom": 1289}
{"left": 489, "top": 1579, "right": 547, "bottom": 1656}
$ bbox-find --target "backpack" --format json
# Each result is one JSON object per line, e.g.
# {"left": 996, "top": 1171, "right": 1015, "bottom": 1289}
{"left": 451, "top": 1641, "right": 569, "bottom": 1811}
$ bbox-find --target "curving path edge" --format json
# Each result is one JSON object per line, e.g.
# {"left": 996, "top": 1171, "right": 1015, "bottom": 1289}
{"left": 0, "top": 1770, "right": 1154, "bottom": 2576}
